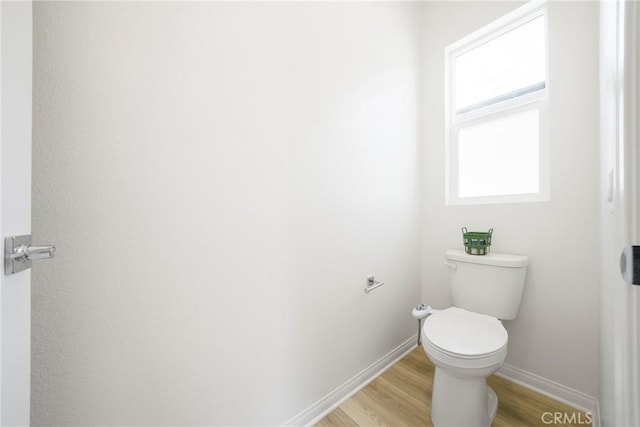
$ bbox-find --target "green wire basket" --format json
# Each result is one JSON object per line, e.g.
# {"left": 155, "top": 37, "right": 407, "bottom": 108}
{"left": 462, "top": 227, "right": 493, "bottom": 255}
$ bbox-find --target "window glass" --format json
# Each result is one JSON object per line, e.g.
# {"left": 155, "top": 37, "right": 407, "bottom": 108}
{"left": 454, "top": 15, "right": 545, "bottom": 112}
{"left": 457, "top": 108, "right": 539, "bottom": 198}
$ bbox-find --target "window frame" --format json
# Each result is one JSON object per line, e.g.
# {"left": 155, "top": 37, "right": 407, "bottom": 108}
{"left": 445, "top": 1, "right": 549, "bottom": 206}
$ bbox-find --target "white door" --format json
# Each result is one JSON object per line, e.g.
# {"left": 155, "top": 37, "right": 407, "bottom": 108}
{"left": 600, "top": 1, "right": 640, "bottom": 426}
{"left": 0, "top": 1, "right": 33, "bottom": 425}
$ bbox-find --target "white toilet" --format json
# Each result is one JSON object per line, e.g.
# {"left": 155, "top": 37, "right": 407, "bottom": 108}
{"left": 421, "top": 249, "right": 528, "bottom": 427}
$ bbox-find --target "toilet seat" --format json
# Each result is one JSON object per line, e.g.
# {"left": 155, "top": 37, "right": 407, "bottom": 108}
{"left": 423, "top": 307, "right": 508, "bottom": 367}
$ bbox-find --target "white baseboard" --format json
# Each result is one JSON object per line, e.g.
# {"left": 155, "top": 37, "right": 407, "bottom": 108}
{"left": 283, "top": 336, "right": 418, "bottom": 427}
{"left": 283, "top": 339, "right": 601, "bottom": 427}
{"left": 496, "top": 364, "right": 601, "bottom": 427}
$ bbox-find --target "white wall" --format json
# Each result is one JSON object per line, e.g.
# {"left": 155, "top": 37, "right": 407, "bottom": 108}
{"left": 421, "top": 1, "right": 600, "bottom": 398}
{"left": 31, "top": 2, "right": 421, "bottom": 425}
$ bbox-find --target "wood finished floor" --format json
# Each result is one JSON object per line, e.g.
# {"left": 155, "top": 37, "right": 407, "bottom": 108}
{"left": 315, "top": 347, "right": 592, "bottom": 427}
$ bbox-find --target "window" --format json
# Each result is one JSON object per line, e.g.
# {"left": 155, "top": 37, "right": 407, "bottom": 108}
{"left": 445, "top": 2, "right": 548, "bottom": 205}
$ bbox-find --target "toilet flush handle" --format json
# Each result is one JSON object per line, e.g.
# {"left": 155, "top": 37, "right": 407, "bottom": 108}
{"left": 443, "top": 261, "right": 457, "bottom": 270}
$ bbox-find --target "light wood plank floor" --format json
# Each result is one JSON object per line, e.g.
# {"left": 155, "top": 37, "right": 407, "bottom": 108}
{"left": 316, "top": 347, "right": 592, "bottom": 427}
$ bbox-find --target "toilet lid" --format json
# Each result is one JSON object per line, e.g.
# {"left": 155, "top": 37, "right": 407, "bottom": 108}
{"left": 424, "top": 307, "right": 507, "bottom": 357}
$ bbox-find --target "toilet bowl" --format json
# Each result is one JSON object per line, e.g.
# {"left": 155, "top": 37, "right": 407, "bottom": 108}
{"left": 422, "top": 307, "right": 508, "bottom": 426}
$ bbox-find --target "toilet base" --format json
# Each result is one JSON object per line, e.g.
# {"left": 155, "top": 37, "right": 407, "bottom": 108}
{"left": 487, "top": 386, "right": 498, "bottom": 421}
{"left": 430, "top": 366, "right": 499, "bottom": 427}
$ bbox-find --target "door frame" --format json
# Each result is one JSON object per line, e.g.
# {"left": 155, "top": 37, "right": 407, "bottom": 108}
{"left": 0, "top": 1, "right": 33, "bottom": 425}
{"left": 599, "top": 0, "right": 640, "bottom": 425}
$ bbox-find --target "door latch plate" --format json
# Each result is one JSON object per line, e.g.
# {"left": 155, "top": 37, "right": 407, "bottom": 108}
{"left": 5, "top": 235, "right": 32, "bottom": 275}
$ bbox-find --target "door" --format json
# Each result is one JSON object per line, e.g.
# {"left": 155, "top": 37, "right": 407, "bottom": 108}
{"left": 600, "top": 1, "right": 640, "bottom": 425}
{"left": 0, "top": 1, "right": 33, "bottom": 425}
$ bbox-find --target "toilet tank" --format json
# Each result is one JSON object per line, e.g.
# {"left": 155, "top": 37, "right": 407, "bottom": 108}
{"left": 445, "top": 249, "right": 529, "bottom": 320}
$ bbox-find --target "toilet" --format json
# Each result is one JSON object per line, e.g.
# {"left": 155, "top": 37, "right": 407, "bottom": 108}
{"left": 421, "top": 249, "right": 529, "bottom": 427}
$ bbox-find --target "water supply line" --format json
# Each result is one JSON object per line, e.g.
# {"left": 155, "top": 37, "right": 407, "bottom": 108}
{"left": 412, "top": 304, "right": 433, "bottom": 345}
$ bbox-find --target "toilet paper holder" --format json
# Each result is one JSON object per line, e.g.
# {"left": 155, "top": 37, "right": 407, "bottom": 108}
{"left": 365, "top": 276, "right": 385, "bottom": 293}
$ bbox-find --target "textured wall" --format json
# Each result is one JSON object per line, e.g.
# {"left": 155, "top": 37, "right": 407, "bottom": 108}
{"left": 420, "top": 1, "right": 600, "bottom": 397}
{"left": 31, "top": 2, "right": 421, "bottom": 424}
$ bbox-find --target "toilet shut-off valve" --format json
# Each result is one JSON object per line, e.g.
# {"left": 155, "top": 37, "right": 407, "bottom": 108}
{"left": 412, "top": 304, "right": 432, "bottom": 345}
